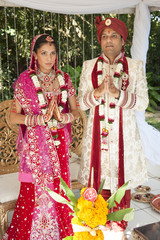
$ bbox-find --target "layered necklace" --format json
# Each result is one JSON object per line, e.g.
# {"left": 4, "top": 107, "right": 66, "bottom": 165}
{"left": 36, "top": 68, "right": 56, "bottom": 92}
{"left": 29, "top": 68, "right": 67, "bottom": 146}
{"left": 96, "top": 53, "right": 129, "bottom": 151}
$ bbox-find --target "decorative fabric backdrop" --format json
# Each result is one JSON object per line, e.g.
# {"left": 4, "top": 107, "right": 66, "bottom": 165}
{"left": 0, "top": 0, "right": 160, "bottom": 14}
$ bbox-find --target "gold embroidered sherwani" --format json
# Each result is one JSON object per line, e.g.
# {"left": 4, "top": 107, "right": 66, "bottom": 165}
{"left": 78, "top": 54, "right": 149, "bottom": 193}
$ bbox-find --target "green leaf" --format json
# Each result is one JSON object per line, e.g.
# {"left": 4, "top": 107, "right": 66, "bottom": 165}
{"left": 107, "top": 181, "right": 130, "bottom": 209}
{"left": 62, "top": 236, "right": 73, "bottom": 240}
{"left": 60, "top": 177, "right": 78, "bottom": 207}
{"left": 147, "top": 105, "right": 155, "bottom": 113}
{"left": 46, "top": 187, "right": 73, "bottom": 210}
{"left": 149, "top": 99, "right": 158, "bottom": 108}
{"left": 123, "top": 209, "right": 135, "bottom": 221}
{"left": 107, "top": 208, "right": 134, "bottom": 222}
{"left": 98, "top": 179, "right": 105, "bottom": 194}
{"left": 148, "top": 86, "right": 160, "bottom": 91}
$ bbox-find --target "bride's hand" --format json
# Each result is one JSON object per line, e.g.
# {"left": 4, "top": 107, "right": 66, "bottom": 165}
{"left": 43, "top": 96, "right": 55, "bottom": 123}
{"left": 52, "top": 99, "right": 63, "bottom": 122}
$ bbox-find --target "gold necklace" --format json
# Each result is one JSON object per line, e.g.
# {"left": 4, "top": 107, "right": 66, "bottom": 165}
{"left": 37, "top": 68, "right": 56, "bottom": 91}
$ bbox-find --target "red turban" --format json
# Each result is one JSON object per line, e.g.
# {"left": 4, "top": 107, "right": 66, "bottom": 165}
{"left": 95, "top": 16, "right": 128, "bottom": 44}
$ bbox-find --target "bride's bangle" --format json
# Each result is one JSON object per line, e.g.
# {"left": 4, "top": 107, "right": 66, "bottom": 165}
{"left": 61, "top": 113, "right": 74, "bottom": 124}
{"left": 25, "top": 115, "right": 46, "bottom": 126}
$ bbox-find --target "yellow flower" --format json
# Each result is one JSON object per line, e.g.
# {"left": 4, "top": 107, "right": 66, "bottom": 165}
{"left": 80, "top": 187, "right": 87, "bottom": 196}
{"left": 73, "top": 229, "right": 104, "bottom": 240}
{"left": 71, "top": 217, "right": 84, "bottom": 226}
{"left": 76, "top": 192, "right": 109, "bottom": 228}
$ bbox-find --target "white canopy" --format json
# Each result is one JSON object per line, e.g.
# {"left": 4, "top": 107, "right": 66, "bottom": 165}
{"left": 0, "top": 0, "right": 160, "bottom": 14}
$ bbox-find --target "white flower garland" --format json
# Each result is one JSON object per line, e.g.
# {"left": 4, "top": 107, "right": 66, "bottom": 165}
{"left": 97, "top": 58, "right": 124, "bottom": 151}
{"left": 31, "top": 71, "right": 67, "bottom": 146}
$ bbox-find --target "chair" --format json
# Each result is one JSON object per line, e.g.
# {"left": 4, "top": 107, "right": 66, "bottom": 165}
{"left": 0, "top": 99, "right": 87, "bottom": 237}
{"left": 0, "top": 100, "right": 20, "bottom": 238}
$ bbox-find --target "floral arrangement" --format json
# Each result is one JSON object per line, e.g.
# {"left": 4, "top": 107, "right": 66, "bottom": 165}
{"left": 29, "top": 69, "right": 67, "bottom": 146}
{"left": 47, "top": 175, "right": 134, "bottom": 240}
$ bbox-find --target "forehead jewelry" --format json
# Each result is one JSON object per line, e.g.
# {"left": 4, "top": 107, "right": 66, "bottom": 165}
{"left": 46, "top": 36, "right": 54, "bottom": 42}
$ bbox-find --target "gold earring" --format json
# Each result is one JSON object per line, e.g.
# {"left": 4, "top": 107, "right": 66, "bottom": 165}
{"left": 35, "top": 59, "right": 37, "bottom": 72}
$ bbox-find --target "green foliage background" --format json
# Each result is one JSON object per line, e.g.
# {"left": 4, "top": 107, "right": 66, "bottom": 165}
{"left": 0, "top": 8, "right": 160, "bottom": 111}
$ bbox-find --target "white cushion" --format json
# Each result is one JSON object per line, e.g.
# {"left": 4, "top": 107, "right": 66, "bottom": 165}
{"left": 0, "top": 172, "right": 20, "bottom": 203}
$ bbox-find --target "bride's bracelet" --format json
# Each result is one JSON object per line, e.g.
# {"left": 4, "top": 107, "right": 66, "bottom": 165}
{"left": 61, "top": 113, "right": 74, "bottom": 124}
{"left": 25, "top": 115, "right": 46, "bottom": 126}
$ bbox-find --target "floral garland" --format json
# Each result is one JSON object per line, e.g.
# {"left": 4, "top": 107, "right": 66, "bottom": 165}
{"left": 29, "top": 69, "right": 67, "bottom": 146}
{"left": 96, "top": 55, "right": 128, "bottom": 151}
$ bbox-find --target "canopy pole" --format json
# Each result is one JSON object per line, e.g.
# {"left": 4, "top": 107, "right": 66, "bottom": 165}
{"left": 91, "top": 14, "right": 94, "bottom": 59}
{"left": 14, "top": 7, "right": 19, "bottom": 78}
{"left": 4, "top": 7, "right": 11, "bottom": 98}
{"left": 24, "top": 7, "right": 29, "bottom": 68}
{"left": 66, "top": 15, "right": 69, "bottom": 73}
{"left": 43, "top": 11, "right": 45, "bottom": 33}
{"left": 0, "top": 45, "right": 3, "bottom": 100}
{"left": 32, "top": 9, "right": 35, "bottom": 37}
{"left": 58, "top": 13, "right": 61, "bottom": 70}
{"left": 74, "top": 14, "right": 77, "bottom": 89}
{"left": 82, "top": 14, "right": 85, "bottom": 63}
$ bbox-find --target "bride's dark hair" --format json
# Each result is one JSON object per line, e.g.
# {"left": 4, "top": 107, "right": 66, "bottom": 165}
{"left": 33, "top": 34, "right": 58, "bottom": 53}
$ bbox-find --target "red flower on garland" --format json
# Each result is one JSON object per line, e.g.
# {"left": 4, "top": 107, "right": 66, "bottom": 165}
{"left": 109, "top": 102, "right": 115, "bottom": 108}
{"left": 108, "top": 118, "right": 114, "bottom": 124}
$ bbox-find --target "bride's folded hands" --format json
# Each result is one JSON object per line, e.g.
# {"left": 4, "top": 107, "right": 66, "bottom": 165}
{"left": 43, "top": 96, "right": 56, "bottom": 123}
{"left": 52, "top": 98, "right": 63, "bottom": 122}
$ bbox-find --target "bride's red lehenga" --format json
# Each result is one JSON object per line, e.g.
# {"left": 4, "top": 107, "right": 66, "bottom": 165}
{"left": 2, "top": 34, "right": 75, "bottom": 240}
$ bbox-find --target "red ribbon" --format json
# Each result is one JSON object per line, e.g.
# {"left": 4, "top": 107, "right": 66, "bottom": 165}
{"left": 88, "top": 105, "right": 101, "bottom": 191}
{"left": 88, "top": 57, "right": 102, "bottom": 191}
{"left": 118, "top": 107, "right": 124, "bottom": 188}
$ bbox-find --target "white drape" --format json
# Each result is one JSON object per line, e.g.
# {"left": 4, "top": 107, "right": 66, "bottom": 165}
{"left": 131, "top": 2, "right": 151, "bottom": 67}
{"left": 0, "top": 0, "right": 160, "bottom": 14}
{"left": 130, "top": 2, "right": 160, "bottom": 171}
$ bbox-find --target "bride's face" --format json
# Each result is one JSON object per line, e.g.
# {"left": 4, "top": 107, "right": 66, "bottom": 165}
{"left": 34, "top": 43, "right": 56, "bottom": 74}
